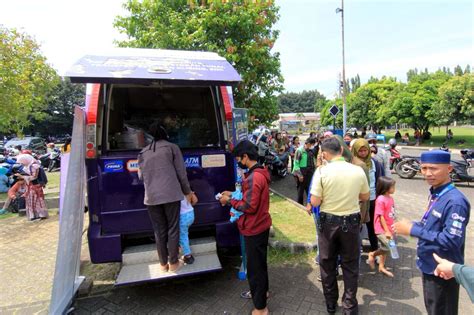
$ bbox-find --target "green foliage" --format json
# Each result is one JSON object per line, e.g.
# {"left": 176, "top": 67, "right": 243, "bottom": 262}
{"left": 0, "top": 27, "right": 59, "bottom": 136}
{"left": 346, "top": 77, "right": 401, "bottom": 129}
{"left": 277, "top": 89, "right": 326, "bottom": 113}
{"left": 114, "top": 0, "right": 284, "bottom": 128}
{"left": 24, "top": 78, "right": 86, "bottom": 137}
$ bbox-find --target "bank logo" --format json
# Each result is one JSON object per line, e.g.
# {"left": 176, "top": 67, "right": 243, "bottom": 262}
{"left": 104, "top": 160, "right": 124, "bottom": 173}
{"left": 127, "top": 160, "right": 139, "bottom": 172}
{"left": 184, "top": 156, "right": 200, "bottom": 168}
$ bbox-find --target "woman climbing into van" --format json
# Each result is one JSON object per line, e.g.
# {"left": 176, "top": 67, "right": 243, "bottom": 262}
{"left": 138, "top": 123, "right": 193, "bottom": 273}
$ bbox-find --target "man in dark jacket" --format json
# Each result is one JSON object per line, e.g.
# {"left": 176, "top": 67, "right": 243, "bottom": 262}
{"left": 219, "top": 140, "right": 271, "bottom": 315}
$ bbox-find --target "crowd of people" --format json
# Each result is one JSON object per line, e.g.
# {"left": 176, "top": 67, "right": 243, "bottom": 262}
{"left": 222, "top": 129, "right": 471, "bottom": 315}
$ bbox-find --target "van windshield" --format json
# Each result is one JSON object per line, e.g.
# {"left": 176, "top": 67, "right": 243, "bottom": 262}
{"left": 107, "top": 86, "right": 220, "bottom": 150}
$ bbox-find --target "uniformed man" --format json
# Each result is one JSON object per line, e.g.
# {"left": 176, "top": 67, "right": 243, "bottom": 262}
{"left": 394, "top": 150, "right": 470, "bottom": 315}
{"left": 310, "top": 137, "right": 370, "bottom": 314}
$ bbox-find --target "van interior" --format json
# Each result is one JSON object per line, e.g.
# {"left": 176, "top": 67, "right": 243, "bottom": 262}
{"left": 106, "top": 85, "right": 220, "bottom": 151}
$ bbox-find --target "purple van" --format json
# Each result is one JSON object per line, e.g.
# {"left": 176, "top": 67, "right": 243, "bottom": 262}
{"left": 66, "top": 48, "right": 245, "bottom": 284}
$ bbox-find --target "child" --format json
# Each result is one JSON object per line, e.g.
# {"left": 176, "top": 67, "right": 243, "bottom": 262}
{"left": 179, "top": 191, "right": 198, "bottom": 264}
{"left": 368, "top": 176, "right": 397, "bottom": 277}
{"left": 0, "top": 177, "right": 26, "bottom": 215}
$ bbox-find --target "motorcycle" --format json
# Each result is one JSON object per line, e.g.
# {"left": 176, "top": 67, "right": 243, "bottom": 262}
{"left": 388, "top": 147, "right": 402, "bottom": 171}
{"left": 395, "top": 155, "right": 421, "bottom": 179}
{"left": 450, "top": 149, "right": 474, "bottom": 183}
{"left": 34, "top": 151, "right": 51, "bottom": 169}
{"left": 264, "top": 150, "right": 288, "bottom": 178}
{"left": 47, "top": 148, "right": 61, "bottom": 172}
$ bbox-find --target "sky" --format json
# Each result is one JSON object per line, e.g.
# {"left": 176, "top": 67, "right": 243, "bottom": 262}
{"left": 1, "top": 0, "right": 472, "bottom": 98}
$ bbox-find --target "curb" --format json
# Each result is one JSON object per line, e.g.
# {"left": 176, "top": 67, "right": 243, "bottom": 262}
{"left": 269, "top": 188, "right": 317, "bottom": 253}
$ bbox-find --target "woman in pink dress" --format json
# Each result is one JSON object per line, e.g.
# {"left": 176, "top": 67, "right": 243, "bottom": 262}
{"left": 15, "top": 154, "right": 48, "bottom": 221}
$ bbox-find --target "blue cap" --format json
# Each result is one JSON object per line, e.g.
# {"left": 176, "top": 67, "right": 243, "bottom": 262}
{"left": 420, "top": 150, "right": 451, "bottom": 164}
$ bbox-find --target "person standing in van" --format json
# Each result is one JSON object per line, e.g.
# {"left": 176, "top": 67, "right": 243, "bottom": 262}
{"left": 138, "top": 123, "right": 193, "bottom": 273}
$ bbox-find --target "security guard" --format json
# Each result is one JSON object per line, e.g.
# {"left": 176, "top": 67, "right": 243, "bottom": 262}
{"left": 394, "top": 150, "right": 470, "bottom": 315}
{"left": 310, "top": 137, "right": 370, "bottom": 314}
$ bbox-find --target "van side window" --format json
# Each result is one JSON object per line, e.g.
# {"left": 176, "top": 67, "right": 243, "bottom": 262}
{"left": 107, "top": 86, "right": 219, "bottom": 150}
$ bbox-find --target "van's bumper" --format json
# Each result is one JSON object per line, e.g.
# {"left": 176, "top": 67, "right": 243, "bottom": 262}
{"left": 88, "top": 222, "right": 122, "bottom": 263}
{"left": 215, "top": 221, "right": 240, "bottom": 248}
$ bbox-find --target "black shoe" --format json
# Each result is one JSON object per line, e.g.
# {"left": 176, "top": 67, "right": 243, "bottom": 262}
{"left": 326, "top": 303, "right": 337, "bottom": 314}
{"left": 183, "top": 254, "right": 194, "bottom": 265}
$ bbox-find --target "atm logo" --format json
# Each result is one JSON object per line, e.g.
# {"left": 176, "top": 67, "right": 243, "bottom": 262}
{"left": 184, "top": 156, "right": 200, "bottom": 168}
{"left": 104, "top": 160, "right": 124, "bottom": 173}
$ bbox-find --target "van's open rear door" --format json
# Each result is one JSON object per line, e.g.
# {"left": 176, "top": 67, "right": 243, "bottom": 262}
{"left": 66, "top": 48, "right": 241, "bottom": 85}
{"left": 66, "top": 48, "right": 241, "bottom": 285}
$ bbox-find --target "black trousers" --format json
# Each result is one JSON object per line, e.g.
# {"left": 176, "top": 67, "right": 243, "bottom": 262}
{"left": 422, "top": 273, "right": 459, "bottom": 315}
{"left": 318, "top": 217, "right": 360, "bottom": 314}
{"left": 366, "top": 200, "right": 379, "bottom": 251}
{"left": 147, "top": 201, "right": 180, "bottom": 265}
{"left": 297, "top": 169, "right": 314, "bottom": 205}
{"left": 244, "top": 229, "right": 270, "bottom": 310}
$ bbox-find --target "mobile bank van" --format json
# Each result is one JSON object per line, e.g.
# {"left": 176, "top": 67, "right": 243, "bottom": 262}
{"left": 66, "top": 48, "right": 246, "bottom": 285}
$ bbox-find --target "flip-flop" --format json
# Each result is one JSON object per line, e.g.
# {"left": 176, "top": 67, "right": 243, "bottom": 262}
{"left": 240, "top": 290, "right": 271, "bottom": 300}
{"left": 240, "top": 290, "right": 252, "bottom": 299}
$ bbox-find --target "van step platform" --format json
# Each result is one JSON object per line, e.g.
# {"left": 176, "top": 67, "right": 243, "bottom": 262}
{"left": 115, "top": 237, "right": 221, "bottom": 286}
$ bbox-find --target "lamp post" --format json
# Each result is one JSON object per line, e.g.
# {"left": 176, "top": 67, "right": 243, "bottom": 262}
{"left": 336, "top": 0, "right": 347, "bottom": 134}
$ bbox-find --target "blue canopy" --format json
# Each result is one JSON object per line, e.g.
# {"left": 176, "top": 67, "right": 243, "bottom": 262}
{"left": 66, "top": 48, "right": 241, "bottom": 85}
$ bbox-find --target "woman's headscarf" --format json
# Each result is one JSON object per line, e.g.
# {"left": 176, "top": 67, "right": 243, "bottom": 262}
{"left": 16, "top": 154, "right": 35, "bottom": 167}
{"left": 351, "top": 139, "right": 372, "bottom": 169}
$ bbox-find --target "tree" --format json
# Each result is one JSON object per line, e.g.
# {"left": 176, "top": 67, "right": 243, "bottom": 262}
{"left": 430, "top": 74, "right": 474, "bottom": 131}
{"left": 24, "top": 78, "right": 86, "bottom": 137}
{"left": 114, "top": 0, "right": 283, "bottom": 128}
{"left": 277, "top": 89, "right": 326, "bottom": 113}
{"left": 347, "top": 77, "right": 400, "bottom": 131}
{"left": 0, "top": 27, "right": 59, "bottom": 136}
{"left": 390, "top": 70, "right": 451, "bottom": 135}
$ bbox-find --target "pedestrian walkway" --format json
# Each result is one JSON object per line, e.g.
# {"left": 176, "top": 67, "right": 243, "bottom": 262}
{"left": 0, "top": 179, "right": 472, "bottom": 314}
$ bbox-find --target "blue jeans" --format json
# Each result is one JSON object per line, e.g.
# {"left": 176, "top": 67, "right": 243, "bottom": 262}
{"left": 179, "top": 211, "right": 195, "bottom": 256}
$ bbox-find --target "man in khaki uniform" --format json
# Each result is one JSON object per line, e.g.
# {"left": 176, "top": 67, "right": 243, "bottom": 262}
{"left": 310, "top": 137, "right": 370, "bottom": 314}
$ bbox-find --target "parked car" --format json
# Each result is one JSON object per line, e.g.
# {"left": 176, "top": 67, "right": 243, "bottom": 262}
{"left": 4, "top": 137, "right": 47, "bottom": 153}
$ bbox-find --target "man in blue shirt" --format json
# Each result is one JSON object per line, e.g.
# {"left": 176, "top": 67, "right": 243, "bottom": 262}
{"left": 394, "top": 150, "right": 470, "bottom": 315}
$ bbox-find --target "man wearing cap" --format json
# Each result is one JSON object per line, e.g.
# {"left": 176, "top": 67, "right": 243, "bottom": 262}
{"left": 394, "top": 150, "right": 470, "bottom": 315}
{"left": 366, "top": 133, "right": 391, "bottom": 178}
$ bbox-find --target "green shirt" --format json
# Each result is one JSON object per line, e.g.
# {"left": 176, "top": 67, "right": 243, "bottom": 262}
{"left": 293, "top": 147, "right": 314, "bottom": 172}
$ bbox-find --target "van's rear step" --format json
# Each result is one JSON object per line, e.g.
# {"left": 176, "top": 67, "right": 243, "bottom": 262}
{"left": 115, "top": 237, "right": 221, "bottom": 286}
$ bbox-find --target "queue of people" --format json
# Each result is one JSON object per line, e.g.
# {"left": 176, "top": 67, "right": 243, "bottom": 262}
{"left": 246, "top": 129, "right": 470, "bottom": 314}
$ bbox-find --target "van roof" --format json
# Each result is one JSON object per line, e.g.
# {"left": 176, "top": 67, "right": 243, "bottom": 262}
{"left": 65, "top": 48, "right": 241, "bottom": 85}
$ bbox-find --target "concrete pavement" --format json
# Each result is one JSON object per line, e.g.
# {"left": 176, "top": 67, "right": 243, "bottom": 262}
{"left": 0, "top": 170, "right": 472, "bottom": 314}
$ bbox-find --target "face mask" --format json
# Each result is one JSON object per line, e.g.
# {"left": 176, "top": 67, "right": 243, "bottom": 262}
{"left": 369, "top": 143, "right": 376, "bottom": 148}
{"left": 344, "top": 141, "right": 351, "bottom": 146}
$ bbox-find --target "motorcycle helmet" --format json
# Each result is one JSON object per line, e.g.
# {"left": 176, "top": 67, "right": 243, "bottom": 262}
{"left": 388, "top": 138, "right": 397, "bottom": 148}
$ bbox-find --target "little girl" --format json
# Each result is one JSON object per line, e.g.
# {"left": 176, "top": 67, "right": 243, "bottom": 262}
{"left": 368, "top": 176, "right": 396, "bottom": 277}
{"left": 179, "top": 191, "right": 198, "bottom": 264}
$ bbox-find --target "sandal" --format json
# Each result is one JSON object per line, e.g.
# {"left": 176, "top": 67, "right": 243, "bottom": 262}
{"left": 159, "top": 263, "right": 169, "bottom": 272}
{"left": 240, "top": 290, "right": 271, "bottom": 300}
{"left": 240, "top": 290, "right": 252, "bottom": 299}
{"left": 169, "top": 261, "right": 183, "bottom": 273}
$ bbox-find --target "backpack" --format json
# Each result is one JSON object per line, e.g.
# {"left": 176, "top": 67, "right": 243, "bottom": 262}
{"left": 30, "top": 165, "right": 48, "bottom": 187}
{"left": 37, "top": 167, "right": 48, "bottom": 187}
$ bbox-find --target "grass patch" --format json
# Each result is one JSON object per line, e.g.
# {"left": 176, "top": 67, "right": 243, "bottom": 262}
{"left": 269, "top": 194, "right": 316, "bottom": 244}
{"left": 267, "top": 247, "right": 314, "bottom": 266}
{"left": 0, "top": 212, "right": 16, "bottom": 220}
{"left": 384, "top": 126, "right": 473, "bottom": 149}
{"left": 0, "top": 172, "right": 60, "bottom": 203}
